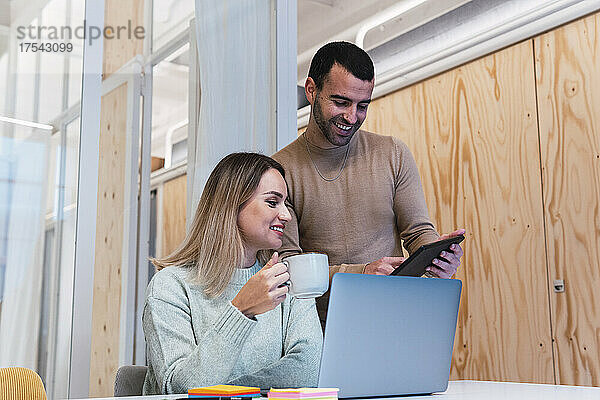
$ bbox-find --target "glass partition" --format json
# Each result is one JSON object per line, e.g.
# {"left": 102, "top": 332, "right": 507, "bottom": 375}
{"left": 152, "top": 0, "right": 194, "bottom": 50}
{"left": 0, "top": 29, "right": 7, "bottom": 114}
{"left": 0, "top": 122, "right": 54, "bottom": 375}
{"left": 151, "top": 43, "right": 189, "bottom": 171}
{"left": 0, "top": 0, "right": 84, "bottom": 398}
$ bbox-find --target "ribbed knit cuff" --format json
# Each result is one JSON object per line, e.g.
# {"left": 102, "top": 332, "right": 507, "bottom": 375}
{"left": 213, "top": 302, "right": 257, "bottom": 347}
{"left": 340, "top": 263, "right": 368, "bottom": 274}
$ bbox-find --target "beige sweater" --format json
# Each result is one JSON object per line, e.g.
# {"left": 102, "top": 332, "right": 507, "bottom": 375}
{"left": 273, "top": 130, "right": 439, "bottom": 323}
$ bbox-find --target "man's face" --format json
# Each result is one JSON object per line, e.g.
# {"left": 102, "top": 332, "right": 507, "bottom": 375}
{"left": 307, "top": 63, "right": 374, "bottom": 147}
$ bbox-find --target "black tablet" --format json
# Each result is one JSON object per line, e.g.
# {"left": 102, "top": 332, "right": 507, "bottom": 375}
{"left": 391, "top": 234, "right": 465, "bottom": 277}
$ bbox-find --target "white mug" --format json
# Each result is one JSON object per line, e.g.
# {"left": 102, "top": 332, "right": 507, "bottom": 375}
{"left": 283, "top": 253, "right": 329, "bottom": 298}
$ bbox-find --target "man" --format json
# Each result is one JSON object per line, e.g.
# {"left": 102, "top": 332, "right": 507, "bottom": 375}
{"left": 273, "top": 41, "right": 464, "bottom": 324}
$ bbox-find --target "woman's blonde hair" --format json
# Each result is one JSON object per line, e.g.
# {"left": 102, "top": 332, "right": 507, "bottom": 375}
{"left": 151, "top": 152, "right": 286, "bottom": 297}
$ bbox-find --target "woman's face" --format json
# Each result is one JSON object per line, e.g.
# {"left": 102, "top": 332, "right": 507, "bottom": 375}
{"left": 237, "top": 168, "right": 291, "bottom": 255}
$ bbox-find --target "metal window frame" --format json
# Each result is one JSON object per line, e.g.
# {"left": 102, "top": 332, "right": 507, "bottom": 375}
{"left": 43, "top": 112, "right": 79, "bottom": 399}
{"left": 105, "top": 57, "right": 145, "bottom": 369}
{"left": 134, "top": 59, "right": 153, "bottom": 365}
{"left": 70, "top": 42, "right": 146, "bottom": 400}
{"left": 68, "top": 0, "right": 105, "bottom": 396}
{"left": 186, "top": 19, "right": 198, "bottom": 229}
{"left": 134, "top": 19, "right": 193, "bottom": 366}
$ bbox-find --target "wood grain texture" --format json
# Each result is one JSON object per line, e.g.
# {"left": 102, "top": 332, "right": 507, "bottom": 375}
{"left": 162, "top": 175, "right": 187, "bottom": 257}
{"left": 103, "top": 0, "right": 145, "bottom": 78}
{"left": 535, "top": 13, "right": 600, "bottom": 386}
{"left": 362, "top": 39, "right": 554, "bottom": 383}
{"left": 89, "top": 83, "right": 128, "bottom": 397}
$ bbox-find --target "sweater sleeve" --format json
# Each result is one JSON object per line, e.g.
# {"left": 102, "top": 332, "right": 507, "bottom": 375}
{"left": 143, "top": 273, "right": 256, "bottom": 394}
{"left": 328, "top": 263, "right": 365, "bottom": 280}
{"left": 392, "top": 140, "right": 439, "bottom": 254}
{"left": 227, "top": 297, "right": 323, "bottom": 388}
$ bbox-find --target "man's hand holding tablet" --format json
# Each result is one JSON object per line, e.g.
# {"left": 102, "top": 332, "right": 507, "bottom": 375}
{"left": 390, "top": 229, "right": 465, "bottom": 278}
{"left": 363, "top": 229, "right": 465, "bottom": 278}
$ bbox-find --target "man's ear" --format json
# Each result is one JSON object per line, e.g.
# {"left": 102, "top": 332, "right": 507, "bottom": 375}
{"left": 305, "top": 77, "right": 316, "bottom": 105}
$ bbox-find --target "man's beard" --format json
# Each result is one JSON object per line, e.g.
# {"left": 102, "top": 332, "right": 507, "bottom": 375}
{"left": 312, "top": 94, "right": 359, "bottom": 147}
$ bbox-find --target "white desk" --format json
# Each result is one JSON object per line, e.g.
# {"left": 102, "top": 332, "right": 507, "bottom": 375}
{"left": 424, "top": 381, "right": 599, "bottom": 399}
{"left": 77, "top": 380, "right": 600, "bottom": 400}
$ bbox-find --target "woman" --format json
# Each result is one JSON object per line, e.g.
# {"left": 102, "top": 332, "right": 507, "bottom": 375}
{"left": 142, "top": 153, "right": 322, "bottom": 394}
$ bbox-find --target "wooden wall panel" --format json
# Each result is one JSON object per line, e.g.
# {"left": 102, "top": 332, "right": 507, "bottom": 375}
{"left": 362, "top": 40, "right": 554, "bottom": 383}
{"left": 162, "top": 175, "right": 187, "bottom": 257}
{"left": 89, "top": 83, "right": 128, "bottom": 396}
{"left": 103, "top": 0, "right": 145, "bottom": 78}
{"left": 535, "top": 13, "right": 600, "bottom": 386}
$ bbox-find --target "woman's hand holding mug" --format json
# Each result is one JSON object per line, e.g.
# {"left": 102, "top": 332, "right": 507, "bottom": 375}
{"left": 232, "top": 252, "right": 289, "bottom": 319}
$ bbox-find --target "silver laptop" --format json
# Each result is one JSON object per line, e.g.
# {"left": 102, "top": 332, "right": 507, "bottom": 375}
{"left": 318, "top": 273, "right": 462, "bottom": 398}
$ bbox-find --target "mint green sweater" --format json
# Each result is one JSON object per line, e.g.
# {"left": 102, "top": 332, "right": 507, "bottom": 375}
{"left": 142, "top": 261, "right": 323, "bottom": 394}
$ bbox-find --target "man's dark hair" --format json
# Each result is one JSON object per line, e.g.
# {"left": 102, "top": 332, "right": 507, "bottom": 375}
{"left": 308, "top": 41, "right": 374, "bottom": 90}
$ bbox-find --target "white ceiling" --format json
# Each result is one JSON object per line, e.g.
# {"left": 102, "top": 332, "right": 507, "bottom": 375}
{"left": 297, "top": 0, "right": 473, "bottom": 83}
{"left": 298, "top": 0, "right": 402, "bottom": 54}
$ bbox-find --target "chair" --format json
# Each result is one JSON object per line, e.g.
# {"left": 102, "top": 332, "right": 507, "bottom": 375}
{"left": 114, "top": 365, "right": 148, "bottom": 396}
{"left": 0, "top": 367, "right": 47, "bottom": 400}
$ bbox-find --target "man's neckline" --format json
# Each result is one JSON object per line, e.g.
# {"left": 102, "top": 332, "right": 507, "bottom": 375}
{"left": 301, "top": 130, "right": 360, "bottom": 154}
